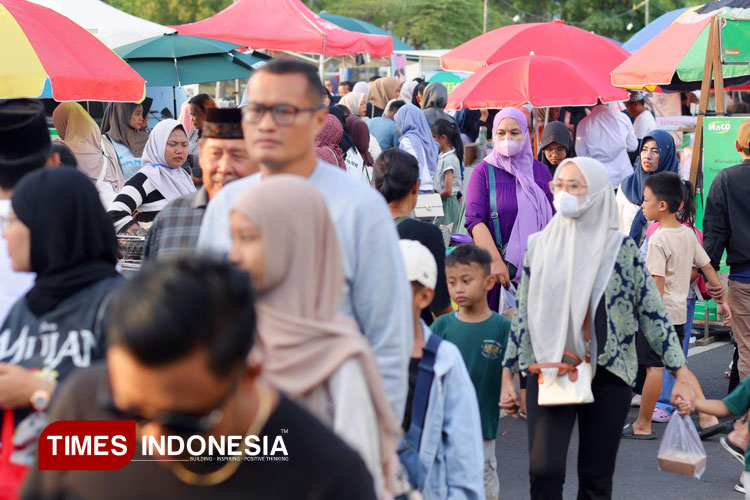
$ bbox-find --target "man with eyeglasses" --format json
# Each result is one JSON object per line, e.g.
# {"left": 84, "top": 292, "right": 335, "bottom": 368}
{"left": 22, "top": 257, "right": 376, "bottom": 499}
{"left": 196, "top": 59, "right": 412, "bottom": 422}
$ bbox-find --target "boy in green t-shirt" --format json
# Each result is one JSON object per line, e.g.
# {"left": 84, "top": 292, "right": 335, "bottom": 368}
{"left": 680, "top": 375, "right": 750, "bottom": 495}
{"left": 432, "top": 244, "right": 510, "bottom": 500}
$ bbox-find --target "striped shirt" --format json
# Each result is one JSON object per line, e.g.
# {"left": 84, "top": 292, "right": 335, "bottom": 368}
{"left": 108, "top": 172, "right": 169, "bottom": 233}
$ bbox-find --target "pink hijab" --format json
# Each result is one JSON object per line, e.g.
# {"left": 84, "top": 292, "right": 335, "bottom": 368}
{"left": 314, "top": 115, "right": 345, "bottom": 168}
{"left": 484, "top": 107, "right": 553, "bottom": 273}
{"left": 231, "top": 175, "right": 401, "bottom": 471}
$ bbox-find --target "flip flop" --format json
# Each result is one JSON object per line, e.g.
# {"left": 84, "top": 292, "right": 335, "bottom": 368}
{"left": 699, "top": 421, "right": 732, "bottom": 440}
{"left": 622, "top": 423, "right": 656, "bottom": 440}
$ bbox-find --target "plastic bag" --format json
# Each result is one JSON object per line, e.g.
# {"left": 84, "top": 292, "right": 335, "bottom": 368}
{"left": 498, "top": 283, "right": 517, "bottom": 320}
{"left": 657, "top": 414, "right": 707, "bottom": 479}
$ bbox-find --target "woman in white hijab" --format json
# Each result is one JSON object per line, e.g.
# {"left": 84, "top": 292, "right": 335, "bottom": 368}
{"left": 339, "top": 91, "right": 368, "bottom": 118}
{"left": 499, "top": 157, "right": 693, "bottom": 500}
{"left": 52, "top": 102, "right": 125, "bottom": 207}
{"left": 108, "top": 119, "right": 196, "bottom": 234}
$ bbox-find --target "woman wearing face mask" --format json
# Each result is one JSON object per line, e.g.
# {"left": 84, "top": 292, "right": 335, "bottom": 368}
{"left": 108, "top": 119, "right": 196, "bottom": 235}
{"left": 617, "top": 129, "right": 679, "bottom": 244}
{"left": 499, "top": 157, "right": 692, "bottom": 500}
{"left": 464, "top": 108, "right": 554, "bottom": 309}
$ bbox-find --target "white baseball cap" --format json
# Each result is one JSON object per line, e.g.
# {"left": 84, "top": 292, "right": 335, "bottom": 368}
{"left": 399, "top": 239, "right": 437, "bottom": 290}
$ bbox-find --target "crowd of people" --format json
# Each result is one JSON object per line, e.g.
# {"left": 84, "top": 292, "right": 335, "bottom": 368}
{"left": 0, "top": 56, "right": 749, "bottom": 500}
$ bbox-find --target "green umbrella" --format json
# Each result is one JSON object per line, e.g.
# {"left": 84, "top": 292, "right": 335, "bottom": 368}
{"left": 114, "top": 33, "right": 268, "bottom": 114}
{"left": 319, "top": 12, "right": 412, "bottom": 51}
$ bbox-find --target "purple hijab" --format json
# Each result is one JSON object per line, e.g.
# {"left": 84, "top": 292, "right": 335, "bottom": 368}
{"left": 394, "top": 103, "right": 438, "bottom": 175}
{"left": 484, "top": 108, "right": 553, "bottom": 272}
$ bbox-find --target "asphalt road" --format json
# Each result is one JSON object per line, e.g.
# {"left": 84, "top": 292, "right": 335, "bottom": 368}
{"left": 494, "top": 340, "right": 744, "bottom": 500}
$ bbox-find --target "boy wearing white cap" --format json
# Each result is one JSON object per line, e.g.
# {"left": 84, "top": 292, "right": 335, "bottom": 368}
{"left": 398, "top": 240, "right": 485, "bottom": 499}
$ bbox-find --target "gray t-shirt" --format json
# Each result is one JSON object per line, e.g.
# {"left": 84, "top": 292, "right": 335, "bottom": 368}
{"left": 433, "top": 150, "right": 461, "bottom": 195}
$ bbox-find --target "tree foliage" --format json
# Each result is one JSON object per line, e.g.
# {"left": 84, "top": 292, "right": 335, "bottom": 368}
{"left": 103, "top": 0, "right": 232, "bottom": 25}
{"left": 104, "top": 0, "right": 696, "bottom": 49}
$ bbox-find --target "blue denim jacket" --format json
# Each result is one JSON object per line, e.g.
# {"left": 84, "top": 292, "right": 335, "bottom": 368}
{"left": 418, "top": 321, "right": 485, "bottom": 500}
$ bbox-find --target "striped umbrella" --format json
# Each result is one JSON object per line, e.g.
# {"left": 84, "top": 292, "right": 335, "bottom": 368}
{"left": 0, "top": 0, "right": 145, "bottom": 101}
{"left": 612, "top": 0, "right": 750, "bottom": 90}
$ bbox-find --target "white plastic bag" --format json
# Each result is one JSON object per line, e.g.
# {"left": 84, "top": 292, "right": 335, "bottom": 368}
{"left": 498, "top": 283, "right": 517, "bottom": 319}
{"left": 657, "top": 414, "right": 707, "bottom": 479}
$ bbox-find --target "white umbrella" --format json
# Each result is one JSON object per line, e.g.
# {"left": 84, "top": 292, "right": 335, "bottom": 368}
{"left": 28, "top": 0, "right": 174, "bottom": 49}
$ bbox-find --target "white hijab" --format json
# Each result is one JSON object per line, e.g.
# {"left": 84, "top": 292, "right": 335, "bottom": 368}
{"left": 139, "top": 119, "right": 196, "bottom": 201}
{"left": 526, "top": 157, "right": 623, "bottom": 384}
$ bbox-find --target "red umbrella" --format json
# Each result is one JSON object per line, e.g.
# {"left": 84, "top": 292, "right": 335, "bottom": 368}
{"left": 0, "top": 0, "right": 145, "bottom": 101}
{"left": 446, "top": 54, "right": 629, "bottom": 109}
{"left": 441, "top": 20, "right": 629, "bottom": 75}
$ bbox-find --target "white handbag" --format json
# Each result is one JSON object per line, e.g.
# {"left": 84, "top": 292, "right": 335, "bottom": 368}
{"left": 528, "top": 313, "right": 594, "bottom": 406}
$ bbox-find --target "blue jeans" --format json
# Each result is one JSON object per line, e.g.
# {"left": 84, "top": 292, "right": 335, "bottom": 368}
{"left": 656, "top": 298, "right": 696, "bottom": 414}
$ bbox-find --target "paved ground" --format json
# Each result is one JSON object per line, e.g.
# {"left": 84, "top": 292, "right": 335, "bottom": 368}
{"left": 495, "top": 340, "right": 745, "bottom": 500}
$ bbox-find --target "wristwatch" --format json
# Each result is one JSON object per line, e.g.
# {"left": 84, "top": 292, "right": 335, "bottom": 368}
{"left": 30, "top": 389, "right": 50, "bottom": 412}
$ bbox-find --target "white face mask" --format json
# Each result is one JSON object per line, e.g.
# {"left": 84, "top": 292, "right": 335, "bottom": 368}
{"left": 553, "top": 191, "right": 585, "bottom": 218}
{"left": 495, "top": 139, "right": 524, "bottom": 157}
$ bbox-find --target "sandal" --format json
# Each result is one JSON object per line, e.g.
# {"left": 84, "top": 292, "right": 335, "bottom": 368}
{"left": 699, "top": 421, "right": 732, "bottom": 440}
{"left": 622, "top": 423, "right": 656, "bottom": 440}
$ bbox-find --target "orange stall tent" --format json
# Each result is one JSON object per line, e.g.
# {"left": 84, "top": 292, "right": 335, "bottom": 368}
{"left": 173, "top": 0, "right": 393, "bottom": 75}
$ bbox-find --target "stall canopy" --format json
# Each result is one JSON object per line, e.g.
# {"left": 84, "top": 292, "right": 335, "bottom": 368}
{"left": 28, "top": 0, "right": 174, "bottom": 49}
{"left": 173, "top": 0, "right": 393, "bottom": 58}
{"left": 319, "top": 12, "right": 412, "bottom": 51}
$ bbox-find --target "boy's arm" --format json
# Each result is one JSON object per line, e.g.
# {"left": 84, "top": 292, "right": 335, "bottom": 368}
{"left": 652, "top": 275, "right": 665, "bottom": 296}
{"left": 692, "top": 398, "right": 734, "bottom": 418}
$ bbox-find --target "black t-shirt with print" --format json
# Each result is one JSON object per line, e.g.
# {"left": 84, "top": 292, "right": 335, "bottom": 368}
{"left": 22, "top": 363, "right": 376, "bottom": 500}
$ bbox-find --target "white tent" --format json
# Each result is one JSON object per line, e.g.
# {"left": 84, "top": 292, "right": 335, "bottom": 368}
{"left": 29, "top": 0, "right": 174, "bottom": 49}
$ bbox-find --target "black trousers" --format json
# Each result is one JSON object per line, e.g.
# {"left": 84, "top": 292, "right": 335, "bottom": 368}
{"left": 526, "top": 367, "right": 632, "bottom": 500}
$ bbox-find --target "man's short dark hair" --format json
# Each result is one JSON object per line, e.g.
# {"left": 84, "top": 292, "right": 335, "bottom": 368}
{"left": 53, "top": 144, "right": 77, "bottom": 167}
{"left": 369, "top": 75, "right": 380, "bottom": 82}
{"left": 339, "top": 81, "right": 351, "bottom": 90}
{"left": 107, "top": 257, "right": 256, "bottom": 377}
{"left": 256, "top": 58, "right": 326, "bottom": 105}
{"left": 446, "top": 244, "right": 492, "bottom": 275}
{"left": 387, "top": 99, "right": 406, "bottom": 115}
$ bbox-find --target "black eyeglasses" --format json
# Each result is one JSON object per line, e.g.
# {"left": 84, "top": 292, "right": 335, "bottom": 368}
{"left": 99, "top": 370, "right": 242, "bottom": 437}
{"left": 242, "top": 103, "right": 326, "bottom": 126}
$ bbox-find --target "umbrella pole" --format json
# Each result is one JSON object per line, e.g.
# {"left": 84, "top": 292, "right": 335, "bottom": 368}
{"left": 173, "top": 86, "right": 177, "bottom": 119}
{"left": 689, "top": 15, "right": 724, "bottom": 190}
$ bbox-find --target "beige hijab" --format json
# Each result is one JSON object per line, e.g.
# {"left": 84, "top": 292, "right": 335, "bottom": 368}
{"left": 232, "top": 174, "right": 401, "bottom": 461}
{"left": 52, "top": 102, "right": 125, "bottom": 192}
{"left": 368, "top": 77, "right": 401, "bottom": 111}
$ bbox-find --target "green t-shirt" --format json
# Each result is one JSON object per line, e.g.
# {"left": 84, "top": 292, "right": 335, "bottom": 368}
{"left": 723, "top": 376, "right": 750, "bottom": 471}
{"left": 432, "top": 311, "right": 511, "bottom": 440}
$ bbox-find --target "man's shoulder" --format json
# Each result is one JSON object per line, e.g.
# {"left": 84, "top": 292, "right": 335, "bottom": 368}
{"left": 312, "top": 162, "right": 388, "bottom": 207}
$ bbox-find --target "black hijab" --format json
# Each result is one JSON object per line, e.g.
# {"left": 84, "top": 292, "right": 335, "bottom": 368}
{"left": 537, "top": 121, "right": 576, "bottom": 174}
{"left": 11, "top": 168, "right": 120, "bottom": 317}
{"left": 328, "top": 106, "right": 356, "bottom": 154}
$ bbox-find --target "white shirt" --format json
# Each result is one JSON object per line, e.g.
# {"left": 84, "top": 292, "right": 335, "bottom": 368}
{"left": 0, "top": 200, "right": 34, "bottom": 324}
{"left": 633, "top": 109, "right": 658, "bottom": 140}
{"left": 196, "top": 161, "right": 412, "bottom": 420}
{"left": 400, "top": 136, "right": 434, "bottom": 191}
{"left": 575, "top": 105, "right": 638, "bottom": 189}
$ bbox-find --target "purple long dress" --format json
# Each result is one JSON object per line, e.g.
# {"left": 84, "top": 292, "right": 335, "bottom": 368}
{"left": 464, "top": 159, "right": 554, "bottom": 310}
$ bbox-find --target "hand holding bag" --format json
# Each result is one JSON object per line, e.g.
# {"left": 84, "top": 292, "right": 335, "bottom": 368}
{"left": 528, "top": 313, "right": 594, "bottom": 406}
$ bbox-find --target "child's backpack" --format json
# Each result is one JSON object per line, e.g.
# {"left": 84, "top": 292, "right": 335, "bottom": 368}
{"left": 397, "top": 333, "right": 442, "bottom": 491}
